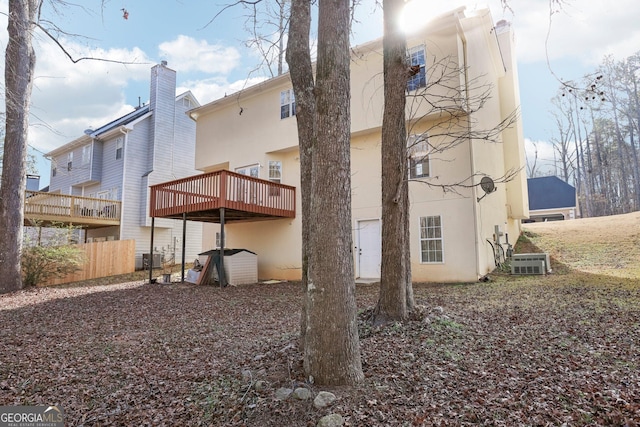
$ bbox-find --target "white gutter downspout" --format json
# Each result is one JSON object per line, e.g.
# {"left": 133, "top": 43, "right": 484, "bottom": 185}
{"left": 118, "top": 126, "right": 129, "bottom": 241}
{"left": 456, "top": 14, "right": 481, "bottom": 280}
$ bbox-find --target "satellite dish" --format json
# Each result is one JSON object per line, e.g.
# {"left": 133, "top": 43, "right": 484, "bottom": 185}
{"left": 477, "top": 176, "right": 496, "bottom": 202}
{"left": 480, "top": 176, "right": 495, "bottom": 193}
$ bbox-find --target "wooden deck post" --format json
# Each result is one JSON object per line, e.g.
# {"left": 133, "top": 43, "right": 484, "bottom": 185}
{"left": 149, "top": 216, "right": 155, "bottom": 284}
{"left": 181, "top": 212, "right": 187, "bottom": 282}
{"left": 219, "top": 207, "right": 226, "bottom": 287}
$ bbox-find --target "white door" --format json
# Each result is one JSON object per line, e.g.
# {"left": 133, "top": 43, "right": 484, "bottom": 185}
{"left": 356, "top": 219, "right": 381, "bottom": 278}
{"left": 235, "top": 164, "right": 260, "bottom": 203}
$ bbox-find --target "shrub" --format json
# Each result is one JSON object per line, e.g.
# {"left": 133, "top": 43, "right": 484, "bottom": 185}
{"left": 22, "top": 222, "right": 85, "bottom": 288}
{"left": 21, "top": 244, "right": 85, "bottom": 287}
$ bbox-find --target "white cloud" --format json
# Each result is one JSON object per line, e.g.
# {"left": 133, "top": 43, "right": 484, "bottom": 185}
{"left": 27, "top": 36, "right": 152, "bottom": 152}
{"left": 178, "top": 76, "right": 268, "bottom": 106}
{"left": 158, "top": 35, "right": 241, "bottom": 74}
{"left": 494, "top": 0, "right": 640, "bottom": 65}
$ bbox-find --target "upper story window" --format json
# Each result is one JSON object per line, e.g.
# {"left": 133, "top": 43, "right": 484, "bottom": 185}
{"left": 280, "top": 89, "right": 296, "bottom": 119}
{"left": 407, "top": 45, "right": 427, "bottom": 91}
{"left": 67, "top": 152, "right": 73, "bottom": 171}
{"left": 408, "top": 134, "right": 430, "bottom": 179}
{"left": 82, "top": 145, "right": 91, "bottom": 165}
{"left": 98, "top": 187, "right": 119, "bottom": 200}
{"left": 52, "top": 160, "right": 57, "bottom": 178}
{"left": 116, "top": 137, "right": 124, "bottom": 160}
{"left": 268, "top": 160, "right": 282, "bottom": 196}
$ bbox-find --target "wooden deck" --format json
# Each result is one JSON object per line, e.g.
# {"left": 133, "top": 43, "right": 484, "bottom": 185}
{"left": 149, "top": 170, "right": 296, "bottom": 223}
{"left": 24, "top": 191, "right": 121, "bottom": 229}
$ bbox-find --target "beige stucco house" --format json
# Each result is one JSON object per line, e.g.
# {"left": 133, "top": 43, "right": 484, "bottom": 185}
{"left": 171, "top": 6, "right": 528, "bottom": 283}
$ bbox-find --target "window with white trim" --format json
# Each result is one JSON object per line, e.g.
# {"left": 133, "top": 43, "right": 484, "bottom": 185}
{"left": 420, "top": 215, "right": 443, "bottom": 263}
{"left": 408, "top": 134, "right": 430, "bottom": 179}
{"left": 280, "top": 89, "right": 296, "bottom": 119}
{"left": 67, "top": 152, "right": 73, "bottom": 171}
{"left": 268, "top": 160, "right": 282, "bottom": 196}
{"left": 115, "top": 137, "right": 124, "bottom": 160}
{"left": 407, "top": 45, "right": 427, "bottom": 91}
{"left": 82, "top": 145, "right": 91, "bottom": 165}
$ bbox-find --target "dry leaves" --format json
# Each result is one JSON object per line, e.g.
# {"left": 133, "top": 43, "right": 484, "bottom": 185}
{"left": 1, "top": 212, "right": 639, "bottom": 425}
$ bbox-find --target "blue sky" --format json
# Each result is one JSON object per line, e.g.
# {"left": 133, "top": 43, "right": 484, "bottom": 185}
{"left": 1, "top": 0, "right": 639, "bottom": 188}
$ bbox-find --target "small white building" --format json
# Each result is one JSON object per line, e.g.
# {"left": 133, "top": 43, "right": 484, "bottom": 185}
{"left": 199, "top": 249, "right": 258, "bottom": 285}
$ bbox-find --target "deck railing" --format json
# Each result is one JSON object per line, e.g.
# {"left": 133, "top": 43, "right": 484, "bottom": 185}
{"left": 24, "top": 191, "right": 121, "bottom": 225}
{"left": 149, "top": 170, "right": 296, "bottom": 219}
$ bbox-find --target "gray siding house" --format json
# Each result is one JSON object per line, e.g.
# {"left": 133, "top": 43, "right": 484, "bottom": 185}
{"left": 46, "top": 62, "right": 203, "bottom": 268}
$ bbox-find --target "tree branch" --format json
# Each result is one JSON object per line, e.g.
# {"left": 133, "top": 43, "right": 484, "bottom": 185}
{"left": 34, "top": 22, "right": 147, "bottom": 65}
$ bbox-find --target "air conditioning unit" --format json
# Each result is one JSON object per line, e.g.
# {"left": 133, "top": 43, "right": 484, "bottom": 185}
{"left": 142, "top": 253, "right": 162, "bottom": 270}
{"left": 511, "top": 253, "right": 551, "bottom": 275}
{"left": 511, "top": 260, "right": 546, "bottom": 275}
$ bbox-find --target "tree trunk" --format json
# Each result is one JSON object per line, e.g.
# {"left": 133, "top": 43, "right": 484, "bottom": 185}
{"left": 374, "top": 0, "right": 413, "bottom": 325}
{"left": 288, "top": 0, "right": 363, "bottom": 385}
{"left": 0, "top": 0, "right": 39, "bottom": 294}
{"left": 286, "top": 0, "right": 315, "bottom": 351}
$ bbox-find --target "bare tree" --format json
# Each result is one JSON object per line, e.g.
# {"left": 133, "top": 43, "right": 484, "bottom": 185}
{"left": 549, "top": 97, "right": 576, "bottom": 183}
{"left": 287, "top": 0, "right": 363, "bottom": 385}
{"left": 0, "top": 0, "right": 41, "bottom": 294}
{"left": 0, "top": 1, "right": 144, "bottom": 294}
{"left": 203, "top": 0, "right": 291, "bottom": 78}
{"left": 402, "top": 57, "right": 520, "bottom": 196}
{"left": 243, "top": 0, "right": 290, "bottom": 77}
{"left": 526, "top": 141, "right": 541, "bottom": 178}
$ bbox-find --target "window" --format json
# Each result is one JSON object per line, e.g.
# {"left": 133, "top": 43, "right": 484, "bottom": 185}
{"left": 420, "top": 216, "right": 443, "bottom": 263}
{"left": 408, "top": 134, "right": 430, "bottom": 179}
{"left": 268, "top": 160, "right": 282, "bottom": 196}
{"left": 407, "top": 45, "right": 426, "bottom": 91}
{"left": 52, "top": 167, "right": 57, "bottom": 177}
{"left": 82, "top": 145, "right": 91, "bottom": 165}
{"left": 280, "top": 89, "right": 296, "bottom": 119}
{"left": 115, "top": 137, "right": 124, "bottom": 160}
{"left": 98, "top": 188, "right": 119, "bottom": 200}
{"left": 67, "top": 152, "right": 73, "bottom": 171}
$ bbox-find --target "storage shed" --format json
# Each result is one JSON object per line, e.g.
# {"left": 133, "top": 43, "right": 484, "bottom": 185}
{"left": 198, "top": 249, "right": 258, "bottom": 286}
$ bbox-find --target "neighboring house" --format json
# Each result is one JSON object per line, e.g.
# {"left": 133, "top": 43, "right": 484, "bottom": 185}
{"left": 526, "top": 176, "right": 578, "bottom": 222}
{"left": 45, "top": 62, "right": 203, "bottom": 269}
{"left": 157, "top": 6, "right": 528, "bottom": 283}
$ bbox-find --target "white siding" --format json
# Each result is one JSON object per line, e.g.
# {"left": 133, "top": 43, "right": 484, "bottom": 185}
{"left": 222, "top": 252, "right": 258, "bottom": 285}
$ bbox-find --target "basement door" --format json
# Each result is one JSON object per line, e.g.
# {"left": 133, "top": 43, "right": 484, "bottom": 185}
{"left": 356, "top": 219, "right": 381, "bottom": 278}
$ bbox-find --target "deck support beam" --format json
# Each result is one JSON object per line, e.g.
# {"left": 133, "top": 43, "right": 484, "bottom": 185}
{"left": 181, "top": 212, "right": 187, "bottom": 282}
{"left": 219, "top": 207, "right": 226, "bottom": 287}
{"left": 149, "top": 216, "right": 155, "bottom": 284}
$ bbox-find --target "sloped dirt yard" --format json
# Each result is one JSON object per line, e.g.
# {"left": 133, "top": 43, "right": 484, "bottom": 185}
{"left": 1, "top": 213, "right": 639, "bottom": 426}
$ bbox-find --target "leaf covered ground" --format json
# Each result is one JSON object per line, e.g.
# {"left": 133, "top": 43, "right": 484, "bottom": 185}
{"left": 1, "top": 214, "right": 639, "bottom": 426}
